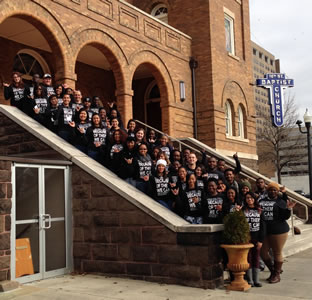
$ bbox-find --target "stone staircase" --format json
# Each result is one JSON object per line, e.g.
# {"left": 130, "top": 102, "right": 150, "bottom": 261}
{"left": 284, "top": 219, "right": 312, "bottom": 257}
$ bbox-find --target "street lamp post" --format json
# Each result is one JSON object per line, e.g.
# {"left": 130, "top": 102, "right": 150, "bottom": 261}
{"left": 296, "top": 109, "right": 312, "bottom": 200}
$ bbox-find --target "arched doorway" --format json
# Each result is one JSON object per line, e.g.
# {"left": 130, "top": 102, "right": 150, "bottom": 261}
{"left": 132, "top": 64, "right": 165, "bottom": 131}
{"left": 144, "top": 80, "right": 162, "bottom": 130}
{"left": 0, "top": 15, "right": 66, "bottom": 104}
{"left": 74, "top": 43, "right": 117, "bottom": 106}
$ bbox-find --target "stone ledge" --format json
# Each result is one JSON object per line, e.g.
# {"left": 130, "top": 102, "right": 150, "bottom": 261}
{"left": 0, "top": 280, "right": 19, "bottom": 292}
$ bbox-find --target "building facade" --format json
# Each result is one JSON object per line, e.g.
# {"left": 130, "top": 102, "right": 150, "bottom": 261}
{"left": 0, "top": 0, "right": 257, "bottom": 165}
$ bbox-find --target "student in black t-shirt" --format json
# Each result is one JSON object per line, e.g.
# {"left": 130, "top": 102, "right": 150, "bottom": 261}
{"left": 44, "top": 95, "right": 59, "bottom": 133}
{"left": 127, "top": 119, "right": 137, "bottom": 138}
{"left": 185, "top": 152, "right": 197, "bottom": 175}
{"left": 118, "top": 136, "right": 136, "bottom": 185}
{"left": 133, "top": 142, "right": 153, "bottom": 194}
{"left": 56, "top": 93, "right": 74, "bottom": 142}
{"left": 148, "top": 159, "right": 173, "bottom": 210}
{"left": 259, "top": 182, "right": 296, "bottom": 284}
{"left": 30, "top": 84, "right": 48, "bottom": 125}
{"left": 42, "top": 74, "right": 55, "bottom": 99}
{"left": 108, "top": 129, "right": 126, "bottom": 173}
{"left": 3, "top": 71, "right": 30, "bottom": 111}
{"left": 243, "top": 192, "right": 265, "bottom": 287}
{"left": 55, "top": 84, "right": 64, "bottom": 106}
{"left": 85, "top": 113, "right": 109, "bottom": 165}
{"left": 176, "top": 173, "right": 203, "bottom": 224}
{"left": 202, "top": 178, "right": 225, "bottom": 224}
{"left": 70, "top": 108, "right": 91, "bottom": 154}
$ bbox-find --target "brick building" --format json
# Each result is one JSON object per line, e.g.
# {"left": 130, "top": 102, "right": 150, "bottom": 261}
{"left": 0, "top": 0, "right": 257, "bottom": 165}
{"left": 0, "top": 0, "right": 257, "bottom": 289}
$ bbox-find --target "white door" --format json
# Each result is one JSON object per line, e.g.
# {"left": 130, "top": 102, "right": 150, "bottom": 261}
{"left": 11, "top": 164, "right": 72, "bottom": 283}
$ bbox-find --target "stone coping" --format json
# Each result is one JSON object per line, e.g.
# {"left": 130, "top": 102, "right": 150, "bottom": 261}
{"left": 0, "top": 105, "right": 223, "bottom": 233}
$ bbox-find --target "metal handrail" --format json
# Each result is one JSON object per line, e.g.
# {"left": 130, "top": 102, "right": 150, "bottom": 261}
{"left": 134, "top": 119, "right": 312, "bottom": 233}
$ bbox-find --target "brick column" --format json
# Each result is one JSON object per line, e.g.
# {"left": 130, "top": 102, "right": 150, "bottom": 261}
{"left": 55, "top": 73, "right": 77, "bottom": 89}
{"left": 0, "top": 161, "right": 12, "bottom": 282}
{"left": 116, "top": 90, "right": 134, "bottom": 127}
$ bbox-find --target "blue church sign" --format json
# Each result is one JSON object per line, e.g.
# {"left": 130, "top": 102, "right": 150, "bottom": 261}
{"left": 256, "top": 73, "right": 294, "bottom": 127}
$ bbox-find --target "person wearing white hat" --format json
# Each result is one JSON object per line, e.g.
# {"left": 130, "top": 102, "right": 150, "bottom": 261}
{"left": 148, "top": 159, "right": 174, "bottom": 210}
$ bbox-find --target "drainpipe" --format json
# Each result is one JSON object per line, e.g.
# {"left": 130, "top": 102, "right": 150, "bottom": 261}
{"left": 189, "top": 57, "right": 198, "bottom": 139}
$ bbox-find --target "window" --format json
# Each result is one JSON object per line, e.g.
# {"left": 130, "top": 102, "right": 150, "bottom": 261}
{"left": 224, "top": 14, "right": 235, "bottom": 55}
{"left": 225, "top": 100, "right": 233, "bottom": 136}
{"left": 259, "top": 52, "right": 263, "bottom": 59}
{"left": 151, "top": 4, "right": 168, "bottom": 23}
{"left": 253, "top": 48, "right": 257, "bottom": 55}
{"left": 13, "top": 49, "right": 50, "bottom": 84}
{"left": 238, "top": 105, "right": 245, "bottom": 139}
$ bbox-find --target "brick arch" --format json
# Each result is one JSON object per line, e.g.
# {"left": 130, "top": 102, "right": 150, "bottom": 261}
{"left": 221, "top": 80, "right": 249, "bottom": 116}
{"left": 129, "top": 50, "right": 175, "bottom": 107}
{"left": 0, "top": 0, "right": 70, "bottom": 80}
{"left": 70, "top": 28, "right": 128, "bottom": 94}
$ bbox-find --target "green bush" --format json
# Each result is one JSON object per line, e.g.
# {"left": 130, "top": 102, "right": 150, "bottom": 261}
{"left": 222, "top": 210, "right": 250, "bottom": 244}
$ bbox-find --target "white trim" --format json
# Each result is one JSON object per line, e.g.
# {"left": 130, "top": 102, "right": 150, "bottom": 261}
{"left": 215, "top": 148, "right": 258, "bottom": 160}
{"left": 225, "top": 100, "right": 233, "bottom": 136}
{"left": 224, "top": 11, "right": 235, "bottom": 55}
{"left": 119, "top": 0, "right": 191, "bottom": 40}
{"left": 17, "top": 49, "right": 51, "bottom": 76}
{"left": 238, "top": 105, "right": 244, "bottom": 138}
{"left": 223, "top": 7, "right": 235, "bottom": 19}
{"left": 151, "top": 3, "right": 168, "bottom": 24}
{"left": 226, "top": 135, "right": 249, "bottom": 143}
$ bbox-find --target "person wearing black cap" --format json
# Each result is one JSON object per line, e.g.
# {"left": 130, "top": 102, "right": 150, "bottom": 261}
{"left": 83, "top": 97, "right": 93, "bottom": 120}
{"left": 42, "top": 74, "right": 55, "bottom": 98}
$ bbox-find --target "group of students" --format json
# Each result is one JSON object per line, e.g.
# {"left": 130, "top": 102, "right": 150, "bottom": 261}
{"left": 4, "top": 71, "right": 295, "bottom": 287}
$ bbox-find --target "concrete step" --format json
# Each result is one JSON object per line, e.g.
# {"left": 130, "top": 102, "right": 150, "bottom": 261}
{"left": 284, "top": 224, "right": 312, "bottom": 257}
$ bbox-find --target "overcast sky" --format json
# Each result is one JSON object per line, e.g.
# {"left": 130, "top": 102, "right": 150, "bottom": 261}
{"left": 249, "top": 0, "right": 312, "bottom": 120}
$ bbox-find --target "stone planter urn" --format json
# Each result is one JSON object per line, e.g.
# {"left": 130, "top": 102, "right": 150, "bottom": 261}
{"left": 221, "top": 243, "right": 254, "bottom": 291}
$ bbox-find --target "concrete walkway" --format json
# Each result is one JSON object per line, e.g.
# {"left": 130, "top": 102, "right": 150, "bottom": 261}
{"left": 2, "top": 248, "right": 312, "bottom": 300}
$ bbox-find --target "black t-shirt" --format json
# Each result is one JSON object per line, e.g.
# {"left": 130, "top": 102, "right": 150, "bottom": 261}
{"left": 202, "top": 193, "right": 225, "bottom": 224}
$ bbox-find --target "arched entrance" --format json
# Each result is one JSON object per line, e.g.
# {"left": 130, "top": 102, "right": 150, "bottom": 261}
{"left": 0, "top": 14, "right": 66, "bottom": 104}
{"left": 74, "top": 43, "right": 117, "bottom": 106}
{"left": 132, "top": 63, "right": 166, "bottom": 131}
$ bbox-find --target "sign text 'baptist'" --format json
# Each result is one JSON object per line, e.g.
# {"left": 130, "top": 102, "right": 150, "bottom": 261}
{"left": 256, "top": 73, "right": 294, "bottom": 127}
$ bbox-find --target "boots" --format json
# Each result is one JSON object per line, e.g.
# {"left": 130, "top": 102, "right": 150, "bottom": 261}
{"left": 252, "top": 268, "right": 262, "bottom": 287}
{"left": 263, "top": 259, "right": 274, "bottom": 281}
{"left": 246, "top": 268, "right": 254, "bottom": 287}
{"left": 269, "top": 261, "right": 283, "bottom": 284}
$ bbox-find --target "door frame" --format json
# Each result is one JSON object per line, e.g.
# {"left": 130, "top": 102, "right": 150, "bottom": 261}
{"left": 10, "top": 163, "right": 72, "bottom": 283}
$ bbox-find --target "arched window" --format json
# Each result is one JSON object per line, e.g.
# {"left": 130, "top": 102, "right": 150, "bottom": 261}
{"left": 225, "top": 100, "right": 233, "bottom": 136}
{"left": 13, "top": 49, "right": 50, "bottom": 84}
{"left": 238, "top": 105, "right": 245, "bottom": 138}
{"left": 151, "top": 4, "right": 168, "bottom": 23}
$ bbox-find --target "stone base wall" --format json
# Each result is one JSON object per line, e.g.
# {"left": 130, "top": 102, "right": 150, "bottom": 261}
{"left": 72, "top": 165, "right": 223, "bottom": 289}
{"left": 0, "top": 161, "right": 11, "bottom": 282}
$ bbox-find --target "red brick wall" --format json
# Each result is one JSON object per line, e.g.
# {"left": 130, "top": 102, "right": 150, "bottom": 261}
{"left": 72, "top": 165, "right": 223, "bottom": 289}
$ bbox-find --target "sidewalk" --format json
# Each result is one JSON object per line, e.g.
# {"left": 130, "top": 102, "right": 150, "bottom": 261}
{"left": 2, "top": 248, "right": 312, "bottom": 300}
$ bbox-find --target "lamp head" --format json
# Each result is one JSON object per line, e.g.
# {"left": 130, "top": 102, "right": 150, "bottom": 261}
{"left": 296, "top": 120, "right": 303, "bottom": 127}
